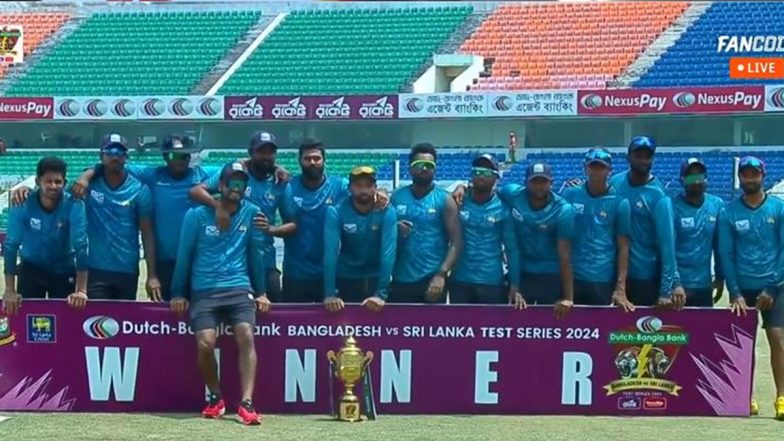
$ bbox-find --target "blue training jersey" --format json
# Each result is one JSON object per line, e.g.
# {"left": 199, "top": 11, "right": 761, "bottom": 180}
{"left": 452, "top": 191, "right": 520, "bottom": 286}
{"left": 718, "top": 195, "right": 784, "bottom": 298}
{"left": 391, "top": 185, "right": 450, "bottom": 283}
{"left": 170, "top": 203, "right": 266, "bottom": 299}
{"left": 562, "top": 184, "right": 631, "bottom": 283}
{"left": 609, "top": 171, "right": 677, "bottom": 296}
{"left": 499, "top": 185, "right": 574, "bottom": 275}
{"left": 283, "top": 175, "right": 350, "bottom": 280}
{"left": 672, "top": 193, "right": 724, "bottom": 290}
{"left": 122, "top": 164, "right": 221, "bottom": 262}
{"left": 323, "top": 198, "right": 397, "bottom": 299}
{"left": 86, "top": 173, "right": 153, "bottom": 274}
{"left": 3, "top": 191, "right": 88, "bottom": 276}
{"left": 206, "top": 166, "right": 295, "bottom": 269}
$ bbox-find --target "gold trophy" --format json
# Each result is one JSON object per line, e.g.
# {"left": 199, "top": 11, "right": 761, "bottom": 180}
{"left": 327, "top": 336, "right": 374, "bottom": 422}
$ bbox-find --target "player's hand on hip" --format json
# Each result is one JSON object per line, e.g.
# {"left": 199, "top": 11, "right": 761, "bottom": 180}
{"left": 756, "top": 290, "right": 774, "bottom": 311}
{"left": 255, "top": 295, "right": 271, "bottom": 313}
{"left": 2, "top": 290, "right": 21, "bottom": 315}
{"left": 324, "top": 296, "right": 344, "bottom": 312}
{"left": 508, "top": 288, "right": 526, "bottom": 310}
{"left": 730, "top": 296, "right": 749, "bottom": 316}
{"left": 71, "top": 178, "right": 90, "bottom": 199}
{"left": 170, "top": 298, "right": 189, "bottom": 315}
{"left": 145, "top": 277, "right": 162, "bottom": 302}
{"left": 397, "top": 220, "right": 413, "bottom": 238}
{"left": 11, "top": 186, "right": 30, "bottom": 207}
{"left": 671, "top": 286, "right": 686, "bottom": 311}
{"left": 67, "top": 290, "right": 88, "bottom": 310}
{"left": 611, "top": 290, "right": 635, "bottom": 313}
{"left": 215, "top": 204, "right": 231, "bottom": 231}
{"left": 253, "top": 213, "right": 270, "bottom": 232}
{"left": 712, "top": 279, "right": 725, "bottom": 304}
{"left": 426, "top": 274, "right": 446, "bottom": 302}
{"left": 362, "top": 296, "right": 385, "bottom": 312}
{"left": 554, "top": 299, "right": 573, "bottom": 319}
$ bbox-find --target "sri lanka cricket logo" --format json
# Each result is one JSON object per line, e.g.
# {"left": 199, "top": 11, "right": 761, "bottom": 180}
{"left": 604, "top": 316, "right": 687, "bottom": 396}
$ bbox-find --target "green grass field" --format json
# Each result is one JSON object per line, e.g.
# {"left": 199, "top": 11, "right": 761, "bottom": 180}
{"left": 1, "top": 261, "right": 781, "bottom": 440}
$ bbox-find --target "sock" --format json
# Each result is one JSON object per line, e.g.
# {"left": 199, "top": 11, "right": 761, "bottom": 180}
{"left": 240, "top": 399, "right": 254, "bottom": 410}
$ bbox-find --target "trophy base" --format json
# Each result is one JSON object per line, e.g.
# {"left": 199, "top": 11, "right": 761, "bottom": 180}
{"left": 337, "top": 398, "right": 362, "bottom": 422}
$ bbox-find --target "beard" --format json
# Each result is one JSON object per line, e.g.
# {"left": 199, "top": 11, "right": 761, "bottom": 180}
{"left": 742, "top": 182, "right": 762, "bottom": 194}
{"left": 685, "top": 184, "right": 705, "bottom": 199}
{"left": 412, "top": 174, "right": 433, "bottom": 187}
{"left": 252, "top": 160, "right": 275, "bottom": 175}
{"left": 302, "top": 166, "right": 323, "bottom": 180}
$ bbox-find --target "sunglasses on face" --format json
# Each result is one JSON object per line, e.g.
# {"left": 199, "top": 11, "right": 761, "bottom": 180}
{"left": 410, "top": 160, "right": 436, "bottom": 171}
{"left": 683, "top": 174, "right": 707, "bottom": 186}
{"left": 102, "top": 147, "right": 127, "bottom": 157}
{"left": 471, "top": 167, "right": 498, "bottom": 178}
{"left": 166, "top": 152, "right": 191, "bottom": 161}
{"left": 226, "top": 179, "right": 247, "bottom": 192}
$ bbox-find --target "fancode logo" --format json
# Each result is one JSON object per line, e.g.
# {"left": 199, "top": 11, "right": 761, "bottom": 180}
{"left": 315, "top": 97, "right": 350, "bottom": 119}
{"left": 271, "top": 97, "right": 307, "bottom": 119}
{"left": 581, "top": 94, "right": 603, "bottom": 110}
{"left": 198, "top": 97, "right": 221, "bottom": 116}
{"left": 672, "top": 92, "right": 696, "bottom": 108}
{"left": 57, "top": 99, "right": 79, "bottom": 117}
{"left": 112, "top": 98, "right": 136, "bottom": 117}
{"left": 768, "top": 87, "right": 784, "bottom": 108}
{"left": 170, "top": 98, "right": 194, "bottom": 117}
{"left": 82, "top": 316, "right": 120, "bottom": 340}
{"left": 142, "top": 98, "right": 165, "bottom": 117}
{"left": 405, "top": 97, "right": 424, "bottom": 113}
{"left": 84, "top": 99, "right": 108, "bottom": 117}
{"left": 359, "top": 96, "right": 395, "bottom": 118}
{"left": 228, "top": 97, "right": 263, "bottom": 119}
{"left": 493, "top": 96, "right": 513, "bottom": 111}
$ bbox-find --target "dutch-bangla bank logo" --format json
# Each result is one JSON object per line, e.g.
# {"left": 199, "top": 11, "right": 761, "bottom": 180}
{"left": 83, "top": 316, "right": 120, "bottom": 340}
{"left": 672, "top": 92, "right": 696, "bottom": 108}
{"left": 768, "top": 87, "right": 784, "bottom": 108}
{"left": 581, "top": 93, "right": 668, "bottom": 111}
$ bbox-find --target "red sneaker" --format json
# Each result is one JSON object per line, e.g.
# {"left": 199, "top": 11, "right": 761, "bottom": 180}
{"left": 202, "top": 398, "right": 226, "bottom": 419}
{"left": 237, "top": 401, "right": 262, "bottom": 426}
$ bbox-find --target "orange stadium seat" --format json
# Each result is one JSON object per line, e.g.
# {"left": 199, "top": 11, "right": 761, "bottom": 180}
{"left": 462, "top": 1, "right": 688, "bottom": 90}
{"left": 0, "top": 12, "right": 70, "bottom": 79}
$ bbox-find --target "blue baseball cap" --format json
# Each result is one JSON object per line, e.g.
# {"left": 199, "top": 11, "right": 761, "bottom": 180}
{"left": 628, "top": 135, "right": 656, "bottom": 153}
{"left": 249, "top": 131, "right": 278, "bottom": 150}
{"left": 584, "top": 148, "right": 612, "bottom": 167}
{"left": 100, "top": 133, "right": 128, "bottom": 151}
{"left": 526, "top": 162, "right": 552, "bottom": 181}
{"left": 472, "top": 153, "right": 499, "bottom": 171}
{"left": 221, "top": 162, "right": 249, "bottom": 184}
{"left": 680, "top": 157, "right": 707, "bottom": 177}
{"left": 738, "top": 156, "right": 765, "bottom": 174}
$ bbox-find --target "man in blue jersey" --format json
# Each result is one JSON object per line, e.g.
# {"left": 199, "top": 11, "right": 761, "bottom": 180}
{"left": 609, "top": 136, "right": 681, "bottom": 309}
{"left": 323, "top": 166, "right": 396, "bottom": 312}
{"left": 672, "top": 158, "right": 724, "bottom": 307}
{"left": 190, "top": 131, "right": 296, "bottom": 303}
{"left": 562, "top": 148, "right": 633, "bottom": 310}
{"left": 718, "top": 156, "right": 784, "bottom": 419}
{"left": 170, "top": 162, "right": 269, "bottom": 426}
{"left": 2, "top": 157, "right": 88, "bottom": 314}
{"left": 72, "top": 135, "right": 220, "bottom": 301}
{"left": 449, "top": 154, "right": 522, "bottom": 306}
{"left": 389, "top": 143, "right": 463, "bottom": 304}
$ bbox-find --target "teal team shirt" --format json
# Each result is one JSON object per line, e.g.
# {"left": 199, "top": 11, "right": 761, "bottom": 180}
{"left": 323, "top": 198, "right": 398, "bottom": 299}
{"left": 391, "top": 185, "right": 450, "bottom": 283}
{"left": 452, "top": 191, "right": 520, "bottom": 286}
{"left": 3, "top": 191, "right": 88, "bottom": 275}
{"left": 672, "top": 193, "right": 724, "bottom": 290}
{"left": 718, "top": 195, "right": 784, "bottom": 298}
{"left": 562, "top": 184, "right": 631, "bottom": 283}
{"left": 498, "top": 185, "right": 575, "bottom": 275}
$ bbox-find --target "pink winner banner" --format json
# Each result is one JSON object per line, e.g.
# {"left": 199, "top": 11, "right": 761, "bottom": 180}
{"left": 0, "top": 301, "right": 757, "bottom": 416}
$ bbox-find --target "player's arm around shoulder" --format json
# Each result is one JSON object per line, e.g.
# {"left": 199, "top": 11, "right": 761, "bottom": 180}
{"left": 246, "top": 205, "right": 270, "bottom": 312}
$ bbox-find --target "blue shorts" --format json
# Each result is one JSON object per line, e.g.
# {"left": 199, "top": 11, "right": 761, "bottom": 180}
{"left": 189, "top": 290, "right": 257, "bottom": 332}
{"left": 521, "top": 272, "right": 562, "bottom": 305}
{"left": 684, "top": 287, "right": 713, "bottom": 307}
{"left": 741, "top": 287, "right": 784, "bottom": 328}
{"left": 87, "top": 268, "right": 139, "bottom": 301}
{"left": 574, "top": 280, "right": 614, "bottom": 306}
{"left": 448, "top": 280, "right": 506, "bottom": 305}
{"left": 625, "top": 278, "right": 660, "bottom": 307}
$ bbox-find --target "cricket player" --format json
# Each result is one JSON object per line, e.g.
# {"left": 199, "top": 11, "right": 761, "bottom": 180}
{"left": 191, "top": 131, "right": 296, "bottom": 302}
{"left": 450, "top": 154, "right": 522, "bottom": 307}
{"left": 323, "top": 166, "right": 396, "bottom": 312}
{"left": 2, "top": 157, "right": 88, "bottom": 313}
{"left": 170, "top": 162, "right": 269, "bottom": 426}
{"left": 73, "top": 135, "right": 220, "bottom": 300}
{"left": 389, "top": 143, "right": 463, "bottom": 303}
{"left": 562, "top": 148, "right": 632, "bottom": 310}
{"left": 672, "top": 158, "right": 725, "bottom": 307}
{"left": 718, "top": 156, "right": 784, "bottom": 419}
{"left": 609, "top": 136, "right": 681, "bottom": 308}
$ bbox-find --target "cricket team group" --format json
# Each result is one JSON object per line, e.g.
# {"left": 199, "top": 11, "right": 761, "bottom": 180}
{"left": 2, "top": 132, "right": 783, "bottom": 422}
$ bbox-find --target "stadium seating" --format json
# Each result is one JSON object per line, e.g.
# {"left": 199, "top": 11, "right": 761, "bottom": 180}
{"left": 637, "top": 2, "right": 784, "bottom": 87}
{"left": 0, "top": 12, "right": 70, "bottom": 79}
{"left": 218, "top": 7, "right": 472, "bottom": 95}
{"left": 461, "top": 2, "right": 688, "bottom": 90}
{"left": 4, "top": 10, "right": 261, "bottom": 96}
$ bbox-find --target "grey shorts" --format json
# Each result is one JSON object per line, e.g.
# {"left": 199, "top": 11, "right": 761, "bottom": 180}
{"left": 190, "top": 292, "right": 257, "bottom": 332}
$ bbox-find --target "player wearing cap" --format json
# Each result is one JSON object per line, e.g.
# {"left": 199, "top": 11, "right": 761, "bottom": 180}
{"left": 718, "top": 156, "right": 784, "bottom": 419}
{"left": 191, "top": 131, "right": 296, "bottom": 303}
{"left": 2, "top": 157, "right": 89, "bottom": 314}
{"left": 672, "top": 158, "right": 725, "bottom": 307}
{"left": 450, "top": 154, "right": 522, "bottom": 306}
{"left": 389, "top": 143, "right": 463, "bottom": 303}
{"left": 73, "top": 135, "right": 220, "bottom": 300}
{"left": 323, "top": 166, "right": 397, "bottom": 312}
{"left": 562, "top": 148, "right": 632, "bottom": 310}
{"left": 170, "top": 162, "right": 269, "bottom": 426}
{"left": 609, "top": 136, "right": 680, "bottom": 309}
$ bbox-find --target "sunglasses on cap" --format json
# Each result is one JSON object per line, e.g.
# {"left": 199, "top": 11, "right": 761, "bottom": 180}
{"left": 683, "top": 173, "right": 707, "bottom": 186}
{"left": 471, "top": 167, "right": 499, "bottom": 178}
{"left": 584, "top": 149, "right": 611, "bottom": 162}
{"left": 102, "top": 147, "right": 127, "bottom": 157}
{"left": 410, "top": 159, "right": 436, "bottom": 171}
{"left": 739, "top": 157, "right": 765, "bottom": 170}
{"left": 351, "top": 166, "right": 376, "bottom": 176}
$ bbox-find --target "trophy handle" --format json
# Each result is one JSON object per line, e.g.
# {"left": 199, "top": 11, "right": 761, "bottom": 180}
{"left": 363, "top": 351, "right": 374, "bottom": 370}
